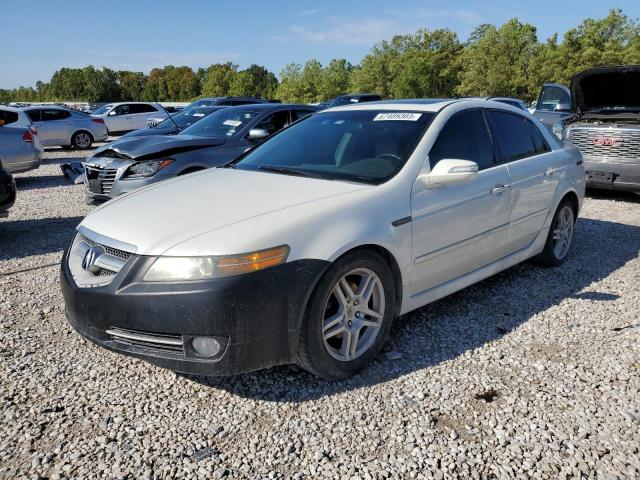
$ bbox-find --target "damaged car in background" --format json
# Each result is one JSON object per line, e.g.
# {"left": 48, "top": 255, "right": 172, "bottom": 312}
{"left": 83, "top": 103, "right": 317, "bottom": 203}
{"left": 559, "top": 65, "right": 640, "bottom": 194}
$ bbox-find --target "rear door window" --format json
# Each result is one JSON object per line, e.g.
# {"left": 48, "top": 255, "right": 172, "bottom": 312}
{"left": 41, "top": 109, "right": 71, "bottom": 121}
{"left": 429, "top": 109, "right": 495, "bottom": 170}
{"left": 526, "top": 119, "right": 551, "bottom": 154}
{"left": 129, "top": 104, "right": 158, "bottom": 114}
{"left": 0, "top": 109, "right": 19, "bottom": 125}
{"left": 485, "top": 110, "right": 537, "bottom": 162}
{"left": 291, "top": 109, "right": 316, "bottom": 121}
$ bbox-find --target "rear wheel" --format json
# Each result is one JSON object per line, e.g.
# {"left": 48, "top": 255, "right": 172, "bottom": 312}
{"left": 533, "top": 198, "right": 576, "bottom": 266}
{"left": 297, "top": 251, "right": 396, "bottom": 379}
{"left": 71, "top": 131, "right": 93, "bottom": 149}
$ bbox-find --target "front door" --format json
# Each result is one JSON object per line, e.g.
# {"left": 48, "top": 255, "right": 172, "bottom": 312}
{"left": 107, "top": 104, "right": 133, "bottom": 133}
{"left": 410, "top": 109, "right": 512, "bottom": 295}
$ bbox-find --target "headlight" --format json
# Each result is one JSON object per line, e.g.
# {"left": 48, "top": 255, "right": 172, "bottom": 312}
{"left": 126, "top": 159, "right": 173, "bottom": 178}
{"left": 552, "top": 123, "right": 564, "bottom": 140}
{"left": 143, "top": 245, "right": 290, "bottom": 281}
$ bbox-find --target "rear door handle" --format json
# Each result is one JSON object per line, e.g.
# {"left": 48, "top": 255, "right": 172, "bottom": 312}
{"left": 545, "top": 167, "right": 559, "bottom": 176}
{"left": 490, "top": 184, "right": 510, "bottom": 195}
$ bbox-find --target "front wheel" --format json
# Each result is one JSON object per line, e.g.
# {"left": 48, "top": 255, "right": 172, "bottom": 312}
{"left": 297, "top": 251, "right": 396, "bottom": 379}
{"left": 71, "top": 131, "right": 93, "bottom": 149}
{"left": 533, "top": 199, "right": 576, "bottom": 266}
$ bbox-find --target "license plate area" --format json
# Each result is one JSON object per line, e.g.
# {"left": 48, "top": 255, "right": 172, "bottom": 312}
{"left": 586, "top": 170, "right": 614, "bottom": 183}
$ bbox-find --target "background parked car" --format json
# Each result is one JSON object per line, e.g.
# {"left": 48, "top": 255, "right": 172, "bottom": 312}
{"left": 91, "top": 102, "right": 163, "bottom": 135}
{"left": 0, "top": 123, "right": 43, "bottom": 173}
{"left": 22, "top": 106, "right": 108, "bottom": 149}
{"left": 83, "top": 103, "right": 318, "bottom": 202}
{"left": 0, "top": 161, "right": 17, "bottom": 218}
{"left": 318, "top": 94, "right": 382, "bottom": 109}
{"left": 146, "top": 97, "right": 268, "bottom": 127}
{"left": 531, "top": 83, "right": 573, "bottom": 130}
{"left": 119, "top": 106, "right": 226, "bottom": 140}
{"left": 561, "top": 65, "right": 640, "bottom": 195}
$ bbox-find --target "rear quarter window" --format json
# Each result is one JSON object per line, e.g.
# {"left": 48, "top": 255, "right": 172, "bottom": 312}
{"left": 0, "top": 110, "right": 19, "bottom": 125}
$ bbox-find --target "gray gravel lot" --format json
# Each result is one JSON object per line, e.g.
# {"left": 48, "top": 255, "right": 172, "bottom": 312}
{"left": 1, "top": 147, "right": 639, "bottom": 479}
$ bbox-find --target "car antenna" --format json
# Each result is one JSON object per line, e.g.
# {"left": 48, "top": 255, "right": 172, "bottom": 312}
{"left": 161, "top": 104, "right": 181, "bottom": 132}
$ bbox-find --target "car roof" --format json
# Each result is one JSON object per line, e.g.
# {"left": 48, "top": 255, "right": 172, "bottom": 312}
{"left": 325, "top": 99, "right": 456, "bottom": 112}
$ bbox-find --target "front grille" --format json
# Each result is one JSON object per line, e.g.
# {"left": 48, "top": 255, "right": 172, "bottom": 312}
{"left": 85, "top": 166, "right": 119, "bottom": 194}
{"left": 69, "top": 233, "right": 134, "bottom": 287}
{"left": 106, "top": 327, "right": 184, "bottom": 353}
{"left": 84, "top": 237, "right": 132, "bottom": 262}
{"left": 568, "top": 127, "right": 640, "bottom": 162}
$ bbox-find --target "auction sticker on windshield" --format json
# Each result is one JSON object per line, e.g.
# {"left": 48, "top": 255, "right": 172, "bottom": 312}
{"left": 223, "top": 120, "right": 242, "bottom": 127}
{"left": 373, "top": 113, "right": 422, "bottom": 121}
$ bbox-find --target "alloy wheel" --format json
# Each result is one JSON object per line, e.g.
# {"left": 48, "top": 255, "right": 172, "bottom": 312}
{"left": 322, "top": 268, "right": 385, "bottom": 361}
{"left": 75, "top": 133, "right": 91, "bottom": 148}
{"left": 552, "top": 205, "right": 574, "bottom": 260}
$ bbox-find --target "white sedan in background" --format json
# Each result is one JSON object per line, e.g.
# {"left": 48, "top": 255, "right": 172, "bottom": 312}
{"left": 62, "top": 99, "right": 585, "bottom": 379}
{"left": 91, "top": 102, "right": 163, "bottom": 135}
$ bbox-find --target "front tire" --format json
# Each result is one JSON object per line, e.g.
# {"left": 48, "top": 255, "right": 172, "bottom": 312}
{"left": 71, "top": 131, "right": 93, "bottom": 149}
{"left": 297, "top": 251, "right": 396, "bottom": 379}
{"left": 533, "top": 198, "right": 576, "bottom": 266}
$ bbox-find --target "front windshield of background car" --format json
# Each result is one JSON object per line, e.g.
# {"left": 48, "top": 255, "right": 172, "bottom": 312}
{"left": 154, "top": 107, "right": 217, "bottom": 129}
{"left": 233, "top": 110, "right": 435, "bottom": 184}
{"left": 92, "top": 104, "right": 113, "bottom": 115}
{"left": 181, "top": 108, "right": 259, "bottom": 137}
{"left": 190, "top": 98, "right": 220, "bottom": 108}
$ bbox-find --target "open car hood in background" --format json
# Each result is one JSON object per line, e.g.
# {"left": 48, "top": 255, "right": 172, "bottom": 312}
{"left": 571, "top": 65, "right": 640, "bottom": 112}
{"left": 94, "top": 134, "right": 227, "bottom": 160}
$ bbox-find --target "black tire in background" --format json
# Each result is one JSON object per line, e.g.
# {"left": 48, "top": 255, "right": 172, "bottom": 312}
{"left": 297, "top": 250, "right": 396, "bottom": 379}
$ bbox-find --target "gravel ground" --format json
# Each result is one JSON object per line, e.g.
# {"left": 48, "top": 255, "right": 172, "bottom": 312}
{"left": 1, "top": 147, "right": 639, "bottom": 479}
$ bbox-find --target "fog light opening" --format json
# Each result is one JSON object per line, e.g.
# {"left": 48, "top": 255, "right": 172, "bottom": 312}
{"left": 191, "top": 337, "right": 221, "bottom": 357}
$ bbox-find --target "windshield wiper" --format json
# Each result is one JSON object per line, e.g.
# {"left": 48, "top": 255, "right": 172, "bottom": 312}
{"left": 257, "top": 165, "right": 311, "bottom": 177}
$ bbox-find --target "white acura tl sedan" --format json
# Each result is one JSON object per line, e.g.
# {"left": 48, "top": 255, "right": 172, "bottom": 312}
{"left": 61, "top": 99, "right": 585, "bottom": 379}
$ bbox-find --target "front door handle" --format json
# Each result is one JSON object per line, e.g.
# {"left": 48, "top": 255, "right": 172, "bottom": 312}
{"left": 545, "top": 167, "right": 559, "bottom": 176}
{"left": 490, "top": 184, "right": 510, "bottom": 195}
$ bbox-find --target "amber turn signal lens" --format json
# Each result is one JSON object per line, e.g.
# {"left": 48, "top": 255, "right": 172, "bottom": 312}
{"left": 216, "top": 245, "right": 290, "bottom": 276}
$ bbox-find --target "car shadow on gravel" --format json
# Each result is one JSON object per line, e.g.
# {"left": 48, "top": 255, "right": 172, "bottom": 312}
{"left": 586, "top": 188, "right": 640, "bottom": 203}
{"left": 15, "top": 175, "right": 75, "bottom": 190}
{"left": 40, "top": 155, "right": 92, "bottom": 165}
{"left": 0, "top": 216, "right": 83, "bottom": 260}
{"left": 184, "top": 216, "right": 640, "bottom": 402}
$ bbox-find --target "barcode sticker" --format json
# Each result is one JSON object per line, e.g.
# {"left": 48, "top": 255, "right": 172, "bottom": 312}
{"left": 373, "top": 112, "right": 422, "bottom": 121}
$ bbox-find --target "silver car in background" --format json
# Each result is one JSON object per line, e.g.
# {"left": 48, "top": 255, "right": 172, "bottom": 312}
{"left": 0, "top": 124, "right": 43, "bottom": 173}
{"left": 21, "top": 106, "right": 108, "bottom": 149}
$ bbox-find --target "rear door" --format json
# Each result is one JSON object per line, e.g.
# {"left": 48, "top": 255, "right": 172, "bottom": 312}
{"left": 29, "top": 109, "right": 72, "bottom": 145}
{"left": 533, "top": 84, "right": 572, "bottom": 130}
{"left": 485, "top": 109, "right": 561, "bottom": 254}
{"left": 129, "top": 104, "right": 159, "bottom": 130}
{"left": 410, "top": 109, "right": 512, "bottom": 295}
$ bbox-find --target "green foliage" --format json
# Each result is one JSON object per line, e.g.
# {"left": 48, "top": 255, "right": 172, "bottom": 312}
{"left": 2, "top": 10, "right": 640, "bottom": 104}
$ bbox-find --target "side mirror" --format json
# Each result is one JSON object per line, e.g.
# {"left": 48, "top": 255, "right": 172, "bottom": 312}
{"left": 554, "top": 103, "right": 571, "bottom": 113}
{"left": 0, "top": 119, "right": 4, "bottom": 127}
{"left": 108, "top": 110, "right": 117, "bottom": 116}
{"left": 248, "top": 128, "right": 270, "bottom": 140}
{"left": 417, "top": 159, "right": 479, "bottom": 190}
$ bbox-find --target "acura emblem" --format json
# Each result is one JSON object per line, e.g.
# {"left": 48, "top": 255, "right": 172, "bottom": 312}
{"left": 82, "top": 245, "right": 105, "bottom": 273}
{"left": 592, "top": 136, "right": 623, "bottom": 147}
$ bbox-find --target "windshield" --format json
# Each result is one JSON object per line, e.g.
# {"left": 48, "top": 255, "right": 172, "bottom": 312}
{"left": 330, "top": 96, "right": 363, "bottom": 107}
{"left": 233, "top": 110, "right": 435, "bottom": 184}
{"left": 92, "top": 104, "right": 113, "bottom": 115}
{"left": 181, "top": 108, "right": 259, "bottom": 137}
{"left": 155, "top": 106, "right": 219, "bottom": 130}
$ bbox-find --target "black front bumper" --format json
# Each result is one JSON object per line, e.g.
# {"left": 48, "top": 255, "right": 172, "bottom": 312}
{"left": 584, "top": 159, "right": 640, "bottom": 192}
{"left": 61, "top": 247, "right": 329, "bottom": 375}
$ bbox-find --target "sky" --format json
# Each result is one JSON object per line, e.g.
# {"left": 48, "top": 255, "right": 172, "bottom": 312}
{"left": 1, "top": 0, "right": 638, "bottom": 89}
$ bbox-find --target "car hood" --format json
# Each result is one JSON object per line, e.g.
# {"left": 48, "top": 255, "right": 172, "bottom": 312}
{"left": 119, "top": 127, "right": 178, "bottom": 140}
{"left": 92, "top": 134, "right": 227, "bottom": 160}
{"left": 571, "top": 65, "right": 640, "bottom": 113}
{"left": 80, "top": 168, "right": 371, "bottom": 255}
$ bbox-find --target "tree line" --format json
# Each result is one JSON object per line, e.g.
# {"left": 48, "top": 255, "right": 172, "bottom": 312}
{"left": 1, "top": 9, "right": 638, "bottom": 104}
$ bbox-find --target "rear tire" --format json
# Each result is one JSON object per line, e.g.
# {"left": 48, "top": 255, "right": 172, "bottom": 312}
{"left": 533, "top": 198, "right": 576, "bottom": 267}
{"left": 71, "top": 131, "right": 93, "bottom": 149}
{"left": 297, "top": 250, "right": 396, "bottom": 379}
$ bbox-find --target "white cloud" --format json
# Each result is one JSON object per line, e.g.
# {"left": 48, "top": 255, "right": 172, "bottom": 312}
{"left": 299, "top": 8, "right": 318, "bottom": 16}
